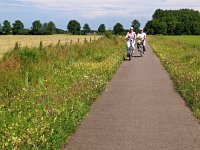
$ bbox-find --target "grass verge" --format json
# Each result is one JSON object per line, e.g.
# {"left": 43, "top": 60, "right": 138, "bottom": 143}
{"left": 0, "top": 37, "right": 125, "bottom": 149}
{"left": 148, "top": 35, "right": 200, "bottom": 120}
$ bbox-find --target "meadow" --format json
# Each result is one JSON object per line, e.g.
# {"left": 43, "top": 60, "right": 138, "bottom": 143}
{"left": 0, "top": 36, "right": 125, "bottom": 149}
{"left": 0, "top": 35, "right": 101, "bottom": 58}
{"left": 148, "top": 35, "right": 200, "bottom": 119}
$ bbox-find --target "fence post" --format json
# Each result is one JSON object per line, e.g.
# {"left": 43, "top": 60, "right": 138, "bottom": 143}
{"left": 39, "top": 41, "right": 43, "bottom": 50}
{"left": 85, "top": 38, "right": 87, "bottom": 43}
{"left": 78, "top": 38, "right": 80, "bottom": 43}
{"left": 57, "top": 40, "right": 60, "bottom": 47}
{"left": 90, "top": 37, "right": 92, "bottom": 42}
{"left": 70, "top": 39, "right": 73, "bottom": 45}
{"left": 14, "top": 42, "right": 19, "bottom": 51}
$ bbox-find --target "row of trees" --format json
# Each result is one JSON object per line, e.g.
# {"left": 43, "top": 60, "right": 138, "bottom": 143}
{"left": 0, "top": 19, "right": 141, "bottom": 35}
{"left": 0, "top": 19, "right": 106, "bottom": 35}
{"left": 0, "top": 20, "right": 64, "bottom": 35}
{"left": 144, "top": 9, "right": 200, "bottom": 35}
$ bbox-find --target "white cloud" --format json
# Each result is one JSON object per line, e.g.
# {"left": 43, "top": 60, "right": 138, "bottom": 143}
{"left": 14, "top": 0, "right": 200, "bottom": 18}
{"left": 1, "top": 0, "right": 200, "bottom": 29}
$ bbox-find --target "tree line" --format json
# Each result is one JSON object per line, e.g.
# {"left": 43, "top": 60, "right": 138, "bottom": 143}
{"left": 144, "top": 9, "right": 200, "bottom": 35}
{"left": 0, "top": 19, "right": 141, "bottom": 35}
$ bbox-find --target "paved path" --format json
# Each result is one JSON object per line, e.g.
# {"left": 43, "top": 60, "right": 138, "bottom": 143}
{"left": 64, "top": 42, "right": 200, "bottom": 150}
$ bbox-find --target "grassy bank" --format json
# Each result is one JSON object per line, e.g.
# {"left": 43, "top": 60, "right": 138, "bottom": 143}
{"left": 148, "top": 35, "right": 200, "bottom": 119}
{"left": 0, "top": 37, "right": 125, "bottom": 149}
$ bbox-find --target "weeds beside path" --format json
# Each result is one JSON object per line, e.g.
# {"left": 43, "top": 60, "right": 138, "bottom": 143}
{"left": 0, "top": 37, "right": 125, "bottom": 149}
{"left": 148, "top": 35, "right": 200, "bottom": 119}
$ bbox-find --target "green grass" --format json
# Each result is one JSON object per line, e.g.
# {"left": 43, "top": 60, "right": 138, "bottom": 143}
{"left": 148, "top": 35, "right": 200, "bottom": 119}
{"left": 153, "top": 35, "right": 200, "bottom": 50}
{"left": 0, "top": 37, "right": 126, "bottom": 149}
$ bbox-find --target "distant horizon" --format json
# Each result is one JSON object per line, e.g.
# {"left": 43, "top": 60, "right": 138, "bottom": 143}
{"left": 0, "top": 0, "right": 200, "bottom": 30}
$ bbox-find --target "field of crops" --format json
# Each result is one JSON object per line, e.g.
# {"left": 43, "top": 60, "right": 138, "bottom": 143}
{"left": 0, "top": 35, "right": 101, "bottom": 58}
{"left": 148, "top": 35, "right": 200, "bottom": 119}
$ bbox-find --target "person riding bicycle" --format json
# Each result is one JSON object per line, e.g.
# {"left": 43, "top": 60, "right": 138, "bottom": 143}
{"left": 125, "top": 27, "right": 136, "bottom": 57}
{"left": 137, "top": 28, "right": 147, "bottom": 53}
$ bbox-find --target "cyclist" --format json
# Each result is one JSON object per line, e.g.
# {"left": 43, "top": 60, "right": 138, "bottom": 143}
{"left": 137, "top": 28, "right": 147, "bottom": 53}
{"left": 125, "top": 27, "right": 136, "bottom": 57}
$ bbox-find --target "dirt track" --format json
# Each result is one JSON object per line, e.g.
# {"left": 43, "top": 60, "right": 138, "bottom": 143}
{"left": 64, "top": 42, "right": 200, "bottom": 150}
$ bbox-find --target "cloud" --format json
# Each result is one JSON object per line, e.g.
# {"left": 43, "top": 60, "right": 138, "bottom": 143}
{"left": 3, "top": 0, "right": 200, "bottom": 17}
{"left": 1, "top": 0, "right": 200, "bottom": 29}
{"left": 13, "top": 0, "right": 200, "bottom": 18}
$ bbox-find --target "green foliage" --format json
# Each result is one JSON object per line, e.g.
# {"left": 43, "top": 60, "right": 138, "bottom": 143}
{"left": 0, "top": 37, "right": 125, "bottom": 149}
{"left": 148, "top": 35, "right": 200, "bottom": 119}
{"left": 2, "top": 20, "right": 12, "bottom": 35}
{"left": 47, "top": 21, "right": 56, "bottom": 35}
{"left": 18, "top": 48, "right": 40, "bottom": 64}
{"left": 18, "top": 29, "right": 30, "bottom": 35}
{"left": 41, "top": 23, "right": 48, "bottom": 35}
{"left": 132, "top": 19, "right": 140, "bottom": 33}
{"left": 55, "top": 28, "right": 66, "bottom": 34}
{"left": 31, "top": 20, "right": 42, "bottom": 35}
{"left": 41, "top": 21, "right": 56, "bottom": 35}
{"left": 67, "top": 20, "right": 81, "bottom": 35}
{"left": 98, "top": 24, "right": 106, "bottom": 34}
{"left": 145, "top": 9, "right": 200, "bottom": 35}
{"left": 105, "top": 29, "right": 114, "bottom": 38}
{"left": 113, "top": 23, "right": 124, "bottom": 35}
{"left": 82, "top": 23, "right": 91, "bottom": 34}
{"left": 12, "top": 20, "right": 24, "bottom": 35}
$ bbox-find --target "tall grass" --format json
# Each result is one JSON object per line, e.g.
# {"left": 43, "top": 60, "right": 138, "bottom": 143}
{"left": 148, "top": 35, "right": 200, "bottom": 119}
{"left": 0, "top": 37, "right": 125, "bottom": 149}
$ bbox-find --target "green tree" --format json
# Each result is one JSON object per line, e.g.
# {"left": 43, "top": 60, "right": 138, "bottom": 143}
{"left": 113, "top": 23, "right": 124, "bottom": 35}
{"left": 46, "top": 21, "right": 56, "bottom": 35}
{"left": 41, "top": 23, "right": 48, "bottom": 35}
{"left": 67, "top": 20, "right": 81, "bottom": 35}
{"left": 41, "top": 21, "right": 56, "bottom": 35}
{"left": 31, "top": 20, "right": 42, "bottom": 35}
{"left": 167, "top": 21, "right": 176, "bottom": 35}
{"left": 98, "top": 24, "right": 106, "bottom": 34}
{"left": 2, "top": 20, "right": 12, "bottom": 34}
{"left": 191, "top": 21, "right": 200, "bottom": 35}
{"left": 175, "top": 22, "right": 184, "bottom": 35}
{"left": 152, "top": 9, "right": 165, "bottom": 19}
{"left": 144, "top": 21, "right": 154, "bottom": 35}
{"left": 55, "top": 28, "right": 66, "bottom": 34}
{"left": 0, "top": 23, "right": 2, "bottom": 34}
{"left": 83, "top": 23, "right": 91, "bottom": 34}
{"left": 18, "top": 29, "right": 30, "bottom": 35}
{"left": 144, "top": 9, "right": 200, "bottom": 35}
{"left": 131, "top": 19, "right": 140, "bottom": 33}
{"left": 12, "top": 20, "right": 24, "bottom": 35}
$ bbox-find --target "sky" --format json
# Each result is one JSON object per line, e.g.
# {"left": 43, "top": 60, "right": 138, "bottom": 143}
{"left": 0, "top": 0, "right": 200, "bottom": 30}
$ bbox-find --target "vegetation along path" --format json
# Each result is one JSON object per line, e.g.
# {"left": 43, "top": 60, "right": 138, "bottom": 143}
{"left": 64, "top": 42, "right": 200, "bottom": 150}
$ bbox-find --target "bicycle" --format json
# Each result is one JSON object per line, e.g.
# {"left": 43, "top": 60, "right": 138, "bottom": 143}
{"left": 138, "top": 40, "right": 144, "bottom": 57}
{"left": 127, "top": 39, "right": 134, "bottom": 61}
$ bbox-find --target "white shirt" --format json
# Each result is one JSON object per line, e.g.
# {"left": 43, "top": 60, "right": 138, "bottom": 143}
{"left": 137, "top": 32, "right": 146, "bottom": 41}
{"left": 126, "top": 31, "right": 136, "bottom": 42}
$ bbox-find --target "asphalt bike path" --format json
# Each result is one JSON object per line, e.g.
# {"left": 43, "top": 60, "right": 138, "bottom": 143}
{"left": 64, "top": 42, "right": 200, "bottom": 150}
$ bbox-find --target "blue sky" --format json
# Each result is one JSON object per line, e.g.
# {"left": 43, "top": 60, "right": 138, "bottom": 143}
{"left": 0, "top": 0, "right": 200, "bottom": 30}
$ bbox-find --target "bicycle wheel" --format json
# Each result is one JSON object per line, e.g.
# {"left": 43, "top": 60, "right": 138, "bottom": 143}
{"left": 129, "top": 50, "right": 131, "bottom": 61}
{"left": 129, "top": 46, "right": 133, "bottom": 61}
{"left": 139, "top": 44, "right": 143, "bottom": 57}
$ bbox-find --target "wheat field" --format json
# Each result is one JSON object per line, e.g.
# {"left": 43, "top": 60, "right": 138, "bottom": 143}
{"left": 0, "top": 34, "right": 102, "bottom": 58}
